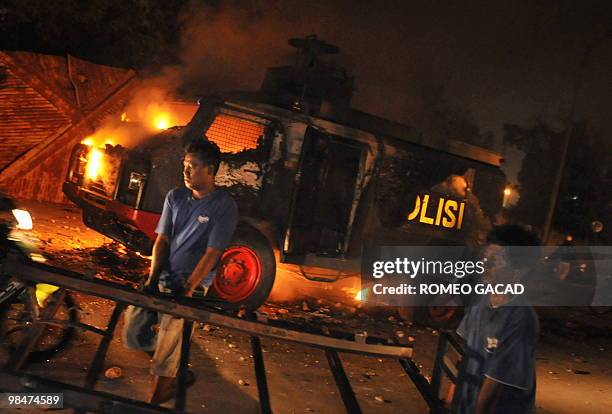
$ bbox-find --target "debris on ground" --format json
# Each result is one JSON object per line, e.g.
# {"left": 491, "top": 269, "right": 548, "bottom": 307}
{"left": 566, "top": 368, "right": 591, "bottom": 375}
{"left": 257, "top": 301, "right": 416, "bottom": 340}
{"left": 104, "top": 366, "right": 123, "bottom": 379}
{"left": 41, "top": 242, "right": 149, "bottom": 287}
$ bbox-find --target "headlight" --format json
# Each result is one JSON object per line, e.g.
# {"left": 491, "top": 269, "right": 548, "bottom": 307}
{"left": 12, "top": 209, "right": 33, "bottom": 230}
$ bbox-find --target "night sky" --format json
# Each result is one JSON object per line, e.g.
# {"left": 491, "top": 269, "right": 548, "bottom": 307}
{"left": 2, "top": 0, "right": 611, "bottom": 182}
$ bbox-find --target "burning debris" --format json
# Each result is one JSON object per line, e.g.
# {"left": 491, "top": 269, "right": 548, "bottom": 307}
{"left": 256, "top": 298, "right": 416, "bottom": 341}
{"left": 81, "top": 86, "right": 198, "bottom": 150}
{"left": 43, "top": 242, "right": 149, "bottom": 287}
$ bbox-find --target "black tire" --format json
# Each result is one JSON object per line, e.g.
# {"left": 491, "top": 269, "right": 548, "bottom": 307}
{"left": 419, "top": 306, "right": 463, "bottom": 329}
{"left": 414, "top": 295, "right": 464, "bottom": 329}
{"left": 208, "top": 225, "right": 276, "bottom": 312}
{"left": 0, "top": 290, "right": 78, "bottom": 363}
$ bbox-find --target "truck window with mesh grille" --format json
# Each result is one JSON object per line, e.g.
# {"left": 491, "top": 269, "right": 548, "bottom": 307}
{"left": 205, "top": 113, "right": 266, "bottom": 153}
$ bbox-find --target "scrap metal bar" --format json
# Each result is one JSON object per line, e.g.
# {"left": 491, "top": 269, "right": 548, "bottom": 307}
{"left": 430, "top": 331, "right": 448, "bottom": 398}
{"left": 73, "top": 303, "right": 126, "bottom": 414}
{"left": 38, "top": 318, "right": 108, "bottom": 336}
{"left": 325, "top": 349, "right": 361, "bottom": 414}
{"left": 441, "top": 355, "right": 458, "bottom": 382}
{"left": 251, "top": 336, "right": 273, "bottom": 414}
{"left": 0, "top": 369, "right": 193, "bottom": 414}
{"left": 1, "top": 254, "right": 455, "bottom": 414}
{"left": 399, "top": 358, "right": 447, "bottom": 414}
{"left": 6, "top": 289, "right": 67, "bottom": 370}
{"left": 84, "top": 303, "right": 126, "bottom": 389}
{"left": 175, "top": 320, "right": 194, "bottom": 412}
{"left": 5, "top": 256, "right": 412, "bottom": 359}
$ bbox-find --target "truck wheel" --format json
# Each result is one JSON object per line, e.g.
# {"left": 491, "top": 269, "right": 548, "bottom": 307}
{"left": 210, "top": 226, "right": 276, "bottom": 312}
{"left": 426, "top": 306, "right": 461, "bottom": 328}
{"left": 415, "top": 303, "right": 463, "bottom": 329}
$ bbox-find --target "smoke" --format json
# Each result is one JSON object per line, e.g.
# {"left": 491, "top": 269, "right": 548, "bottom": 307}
{"left": 174, "top": 1, "right": 294, "bottom": 95}
{"left": 166, "top": 0, "right": 492, "bottom": 149}
{"left": 168, "top": 0, "right": 424, "bottom": 124}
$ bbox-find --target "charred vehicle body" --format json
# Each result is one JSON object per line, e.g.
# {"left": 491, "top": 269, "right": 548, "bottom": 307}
{"left": 64, "top": 36, "right": 505, "bottom": 312}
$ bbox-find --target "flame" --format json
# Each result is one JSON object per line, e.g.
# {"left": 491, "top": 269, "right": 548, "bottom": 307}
{"left": 77, "top": 88, "right": 198, "bottom": 151}
{"left": 86, "top": 148, "right": 104, "bottom": 180}
{"left": 153, "top": 113, "right": 171, "bottom": 130}
{"left": 354, "top": 289, "right": 364, "bottom": 301}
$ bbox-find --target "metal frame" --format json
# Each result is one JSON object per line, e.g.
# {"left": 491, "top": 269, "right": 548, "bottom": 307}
{"left": 1, "top": 252, "right": 452, "bottom": 413}
{"left": 430, "top": 331, "right": 467, "bottom": 413}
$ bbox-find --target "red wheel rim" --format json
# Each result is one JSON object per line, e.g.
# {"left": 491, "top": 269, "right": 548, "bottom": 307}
{"left": 213, "top": 246, "right": 262, "bottom": 302}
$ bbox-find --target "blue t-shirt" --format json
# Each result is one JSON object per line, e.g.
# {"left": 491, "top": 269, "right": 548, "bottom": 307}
{"left": 155, "top": 187, "right": 238, "bottom": 289}
{"left": 455, "top": 296, "right": 538, "bottom": 414}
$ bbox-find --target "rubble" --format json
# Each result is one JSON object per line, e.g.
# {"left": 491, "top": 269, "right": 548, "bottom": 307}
{"left": 566, "top": 368, "right": 591, "bottom": 375}
{"left": 104, "top": 366, "right": 123, "bottom": 379}
{"left": 40, "top": 242, "right": 149, "bottom": 287}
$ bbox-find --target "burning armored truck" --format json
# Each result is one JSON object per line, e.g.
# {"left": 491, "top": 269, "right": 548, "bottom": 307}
{"left": 63, "top": 36, "right": 505, "bottom": 319}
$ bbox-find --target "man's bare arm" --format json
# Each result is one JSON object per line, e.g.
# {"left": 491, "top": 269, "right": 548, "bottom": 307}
{"left": 144, "top": 234, "right": 170, "bottom": 287}
{"left": 184, "top": 247, "right": 223, "bottom": 296}
{"left": 476, "top": 377, "right": 502, "bottom": 414}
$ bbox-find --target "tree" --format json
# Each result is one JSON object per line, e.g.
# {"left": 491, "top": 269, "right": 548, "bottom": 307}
{"left": 554, "top": 122, "right": 611, "bottom": 242}
{"left": 503, "top": 121, "right": 562, "bottom": 231}
{"left": 504, "top": 120, "right": 610, "bottom": 242}
{"left": 0, "top": 0, "right": 187, "bottom": 69}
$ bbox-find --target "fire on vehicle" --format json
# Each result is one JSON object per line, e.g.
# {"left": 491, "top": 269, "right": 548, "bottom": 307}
{"left": 63, "top": 36, "right": 505, "bottom": 317}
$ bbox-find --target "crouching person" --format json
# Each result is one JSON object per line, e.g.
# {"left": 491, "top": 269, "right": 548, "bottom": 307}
{"left": 122, "top": 139, "right": 238, "bottom": 404}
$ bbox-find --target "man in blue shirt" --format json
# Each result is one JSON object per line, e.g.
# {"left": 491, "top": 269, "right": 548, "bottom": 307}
{"left": 124, "top": 139, "right": 238, "bottom": 404}
{"left": 455, "top": 225, "right": 540, "bottom": 414}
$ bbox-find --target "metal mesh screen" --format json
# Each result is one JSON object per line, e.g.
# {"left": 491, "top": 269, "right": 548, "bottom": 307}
{"left": 205, "top": 114, "right": 265, "bottom": 153}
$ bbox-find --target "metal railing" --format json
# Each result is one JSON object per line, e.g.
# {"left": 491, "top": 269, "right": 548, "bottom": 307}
{"left": 1, "top": 251, "right": 457, "bottom": 413}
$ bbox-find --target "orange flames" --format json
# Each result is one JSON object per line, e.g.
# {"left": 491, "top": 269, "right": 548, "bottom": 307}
{"left": 152, "top": 112, "right": 171, "bottom": 130}
{"left": 85, "top": 147, "right": 103, "bottom": 180}
{"left": 81, "top": 84, "right": 198, "bottom": 147}
{"left": 77, "top": 87, "right": 197, "bottom": 191}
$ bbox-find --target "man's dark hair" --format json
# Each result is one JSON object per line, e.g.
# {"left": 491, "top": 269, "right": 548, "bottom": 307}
{"left": 487, "top": 225, "right": 541, "bottom": 270}
{"left": 184, "top": 139, "right": 221, "bottom": 175}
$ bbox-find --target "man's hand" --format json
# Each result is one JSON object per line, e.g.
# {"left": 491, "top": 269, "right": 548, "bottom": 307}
{"left": 183, "top": 286, "right": 195, "bottom": 297}
{"left": 185, "top": 247, "right": 223, "bottom": 297}
{"left": 139, "top": 277, "right": 159, "bottom": 293}
{"left": 143, "top": 234, "right": 169, "bottom": 293}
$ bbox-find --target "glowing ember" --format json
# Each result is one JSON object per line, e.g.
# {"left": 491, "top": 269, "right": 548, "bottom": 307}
{"left": 120, "top": 112, "right": 129, "bottom": 122}
{"left": 81, "top": 138, "right": 93, "bottom": 146}
{"left": 86, "top": 148, "right": 104, "bottom": 180}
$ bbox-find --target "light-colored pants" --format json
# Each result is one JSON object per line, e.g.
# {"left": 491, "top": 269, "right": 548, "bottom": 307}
{"left": 122, "top": 286, "right": 205, "bottom": 377}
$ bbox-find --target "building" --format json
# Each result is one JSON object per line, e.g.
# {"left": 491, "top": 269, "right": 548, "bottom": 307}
{"left": 0, "top": 51, "right": 138, "bottom": 204}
